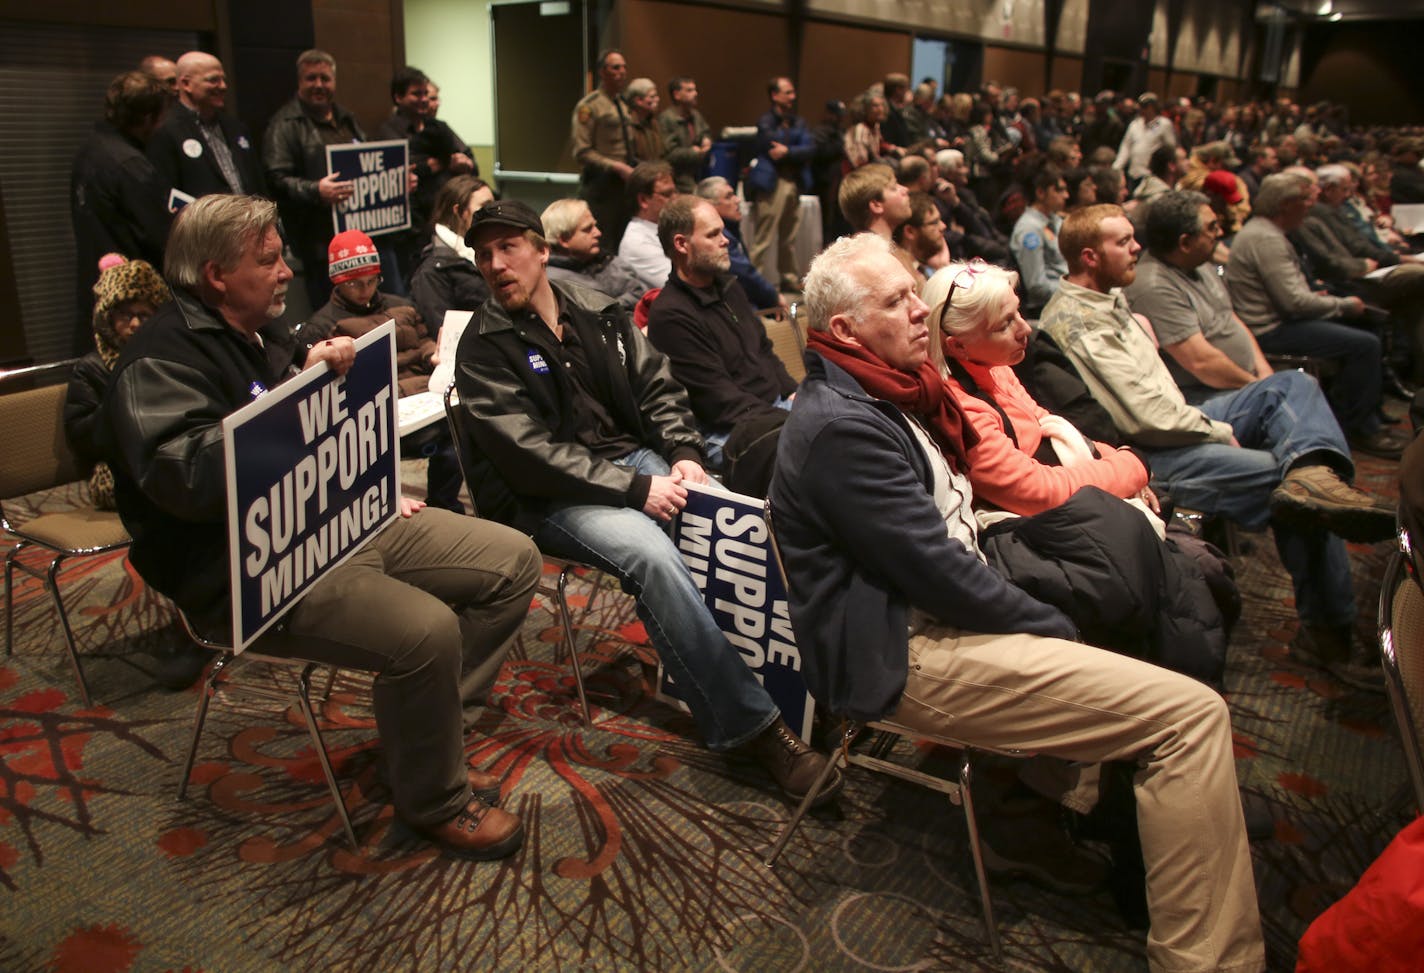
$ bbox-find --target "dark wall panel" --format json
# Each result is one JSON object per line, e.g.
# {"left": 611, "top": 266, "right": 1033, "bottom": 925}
{"left": 621, "top": 0, "right": 790, "bottom": 131}
{"left": 982, "top": 45, "right": 1047, "bottom": 97}
{"left": 799, "top": 19, "right": 910, "bottom": 127}
{"left": 1300, "top": 20, "right": 1423, "bottom": 125}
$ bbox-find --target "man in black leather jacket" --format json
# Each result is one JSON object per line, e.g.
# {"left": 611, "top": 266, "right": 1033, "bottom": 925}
{"left": 453, "top": 200, "right": 840, "bottom": 804}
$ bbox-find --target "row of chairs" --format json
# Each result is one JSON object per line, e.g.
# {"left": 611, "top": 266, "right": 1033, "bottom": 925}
{"left": 8, "top": 346, "right": 1424, "bottom": 960}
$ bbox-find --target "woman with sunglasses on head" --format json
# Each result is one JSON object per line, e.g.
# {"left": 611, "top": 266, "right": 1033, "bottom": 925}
{"left": 926, "top": 259, "right": 1151, "bottom": 516}
{"left": 925, "top": 259, "right": 1231, "bottom": 685}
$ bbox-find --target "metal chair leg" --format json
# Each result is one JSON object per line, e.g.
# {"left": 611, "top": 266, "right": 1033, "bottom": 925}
{"left": 317, "top": 665, "right": 338, "bottom": 702}
{"left": 295, "top": 664, "right": 360, "bottom": 851}
{"left": 957, "top": 751, "right": 1002, "bottom": 963}
{"left": 5, "top": 540, "right": 27, "bottom": 657}
{"left": 763, "top": 722, "right": 858, "bottom": 867}
{"left": 46, "top": 554, "right": 92, "bottom": 708}
{"left": 557, "top": 563, "right": 593, "bottom": 726}
{"left": 178, "top": 652, "right": 230, "bottom": 800}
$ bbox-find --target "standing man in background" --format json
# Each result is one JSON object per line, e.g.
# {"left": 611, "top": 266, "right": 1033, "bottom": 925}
{"left": 147, "top": 51, "right": 263, "bottom": 202}
{"left": 263, "top": 49, "right": 368, "bottom": 309}
{"left": 746, "top": 76, "right": 814, "bottom": 292}
{"left": 659, "top": 76, "right": 713, "bottom": 192}
{"left": 572, "top": 50, "right": 636, "bottom": 252}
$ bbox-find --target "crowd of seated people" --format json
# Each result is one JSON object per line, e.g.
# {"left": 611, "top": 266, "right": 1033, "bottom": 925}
{"left": 48, "top": 44, "right": 1424, "bottom": 968}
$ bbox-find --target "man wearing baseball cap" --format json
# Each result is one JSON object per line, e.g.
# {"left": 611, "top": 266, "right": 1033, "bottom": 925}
{"left": 452, "top": 199, "right": 842, "bottom": 804}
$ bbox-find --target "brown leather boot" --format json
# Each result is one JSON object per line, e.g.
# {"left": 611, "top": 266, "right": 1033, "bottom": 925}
{"left": 425, "top": 798, "right": 524, "bottom": 860}
{"left": 467, "top": 768, "right": 503, "bottom": 805}
{"left": 743, "top": 717, "right": 843, "bottom": 806}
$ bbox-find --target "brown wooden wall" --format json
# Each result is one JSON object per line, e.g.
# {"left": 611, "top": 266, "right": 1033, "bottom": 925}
{"left": 798, "top": 20, "right": 911, "bottom": 124}
{"left": 982, "top": 45, "right": 1046, "bottom": 97}
{"left": 1049, "top": 55, "right": 1085, "bottom": 96}
{"left": 620, "top": 0, "right": 790, "bottom": 132}
{"left": 313, "top": 0, "right": 404, "bottom": 136}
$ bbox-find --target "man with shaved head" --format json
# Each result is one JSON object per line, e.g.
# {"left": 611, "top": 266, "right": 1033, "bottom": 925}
{"left": 147, "top": 51, "right": 263, "bottom": 201}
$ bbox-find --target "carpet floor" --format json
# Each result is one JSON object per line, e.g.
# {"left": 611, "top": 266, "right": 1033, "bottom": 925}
{"left": 0, "top": 450, "right": 1413, "bottom": 972}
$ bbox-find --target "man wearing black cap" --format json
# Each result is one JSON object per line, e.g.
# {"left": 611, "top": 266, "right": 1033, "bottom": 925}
{"left": 452, "top": 199, "right": 841, "bottom": 804}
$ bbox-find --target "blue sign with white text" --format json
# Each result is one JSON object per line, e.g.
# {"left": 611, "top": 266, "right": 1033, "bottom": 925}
{"left": 223, "top": 325, "right": 400, "bottom": 650}
{"left": 662, "top": 483, "right": 815, "bottom": 741}
{"left": 326, "top": 139, "right": 411, "bottom": 237}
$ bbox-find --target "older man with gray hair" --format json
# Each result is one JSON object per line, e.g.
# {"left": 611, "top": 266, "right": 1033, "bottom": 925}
{"left": 771, "top": 231, "right": 1264, "bottom": 973}
{"left": 1299, "top": 163, "right": 1424, "bottom": 383}
{"left": 934, "top": 148, "right": 1010, "bottom": 264}
{"left": 694, "top": 176, "right": 782, "bottom": 308}
{"left": 103, "top": 194, "right": 541, "bottom": 860}
{"left": 1226, "top": 171, "right": 1406, "bottom": 458}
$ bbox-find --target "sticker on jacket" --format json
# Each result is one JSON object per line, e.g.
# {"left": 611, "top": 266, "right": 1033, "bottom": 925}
{"left": 528, "top": 351, "right": 550, "bottom": 374}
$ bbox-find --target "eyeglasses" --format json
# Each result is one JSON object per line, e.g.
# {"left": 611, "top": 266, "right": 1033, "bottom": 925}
{"left": 110, "top": 308, "right": 153, "bottom": 326}
{"left": 944, "top": 257, "right": 988, "bottom": 310}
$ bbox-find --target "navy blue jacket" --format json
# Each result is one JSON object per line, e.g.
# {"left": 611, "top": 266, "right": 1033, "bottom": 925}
{"left": 769, "top": 353, "right": 1075, "bottom": 721}
{"left": 746, "top": 110, "right": 814, "bottom": 198}
{"left": 724, "top": 220, "right": 780, "bottom": 309}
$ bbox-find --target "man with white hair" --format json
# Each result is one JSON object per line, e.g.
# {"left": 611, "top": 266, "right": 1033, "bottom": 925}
{"left": 934, "top": 149, "right": 1010, "bottom": 264}
{"left": 147, "top": 51, "right": 263, "bottom": 200}
{"left": 694, "top": 176, "right": 781, "bottom": 309}
{"left": 770, "top": 231, "right": 1264, "bottom": 973}
{"left": 540, "top": 197, "right": 645, "bottom": 310}
{"left": 1299, "top": 163, "right": 1424, "bottom": 382}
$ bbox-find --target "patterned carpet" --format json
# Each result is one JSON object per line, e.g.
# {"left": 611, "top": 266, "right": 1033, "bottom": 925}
{"left": 0, "top": 450, "right": 1413, "bottom": 973}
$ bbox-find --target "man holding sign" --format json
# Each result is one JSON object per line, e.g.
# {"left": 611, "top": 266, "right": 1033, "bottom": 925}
{"left": 103, "top": 195, "right": 541, "bottom": 860}
{"left": 453, "top": 200, "right": 841, "bottom": 805}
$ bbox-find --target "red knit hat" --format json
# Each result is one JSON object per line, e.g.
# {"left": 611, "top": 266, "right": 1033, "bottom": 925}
{"left": 328, "top": 229, "right": 381, "bottom": 284}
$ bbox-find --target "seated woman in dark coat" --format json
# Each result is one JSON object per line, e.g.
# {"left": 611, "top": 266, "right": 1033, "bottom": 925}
{"left": 407, "top": 175, "right": 495, "bottom": 337}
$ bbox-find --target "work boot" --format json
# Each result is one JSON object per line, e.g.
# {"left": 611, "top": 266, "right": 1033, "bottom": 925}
{"left": 981, "top": 791, "right": 1108, "bottom": 895}
{"left": 743, "top": 717, "right": 843, "bottom": 806}
{"left": 1348, "top": 427, "right": 1410, "bottom": 460}
{"left": 467, "top": 767, "right": 504, "bottom": 805}
{"left": 424, "top": 797, "right": 524, "bottom": 860}
{"left": 1290, "top": 624, "right": 1384, "bottom": 693}
{"left": 1269, "top": 464, "right": 1396, "bottom": 543}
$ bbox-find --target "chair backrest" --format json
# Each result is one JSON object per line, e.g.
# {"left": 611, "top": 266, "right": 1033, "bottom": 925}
{"left": 761, "top": 310, "right": 806, "bottom": 384}
{"left": 0, "top": 382, "right": 83, "bottom": 499}
{"left": 442, "top": 382, "right": 481, "bottom": 513}
{"left": 1380, "top": 545, "right": 1424, "bottom": 811}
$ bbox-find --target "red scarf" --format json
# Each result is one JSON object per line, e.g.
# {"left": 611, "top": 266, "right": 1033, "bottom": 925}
{"left": 808, "top": 330, "right": 978, "bottom": 472}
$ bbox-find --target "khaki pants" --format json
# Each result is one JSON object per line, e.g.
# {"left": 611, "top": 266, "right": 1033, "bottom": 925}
{"left": 750, "top": 175, "right": 802, "bottom": 285}
{"left": 271, "top": 508, "right": 541, "bottom": 829}
{"left": 893, "top": 626, "right": 1265, "bottom": 973}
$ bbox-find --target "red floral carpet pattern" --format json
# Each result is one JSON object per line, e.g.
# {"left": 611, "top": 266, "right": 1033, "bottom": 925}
{"left": 0, "top": 454, "right": 1415, "bottom": 971}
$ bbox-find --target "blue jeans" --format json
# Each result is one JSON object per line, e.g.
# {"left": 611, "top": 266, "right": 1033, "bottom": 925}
{"left": 1151, "top": 371, "right": 1356, "bottom": 626}
{"left": 1254, "top": 318, "right": 1382, "bottom": 436}
{"left": 534, "top": 449, "right": 780, "bottom": 749}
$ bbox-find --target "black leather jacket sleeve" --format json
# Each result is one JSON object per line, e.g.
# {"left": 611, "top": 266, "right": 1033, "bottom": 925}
{"left": 106, "top": 355, "right": 229, "bottom": 524}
